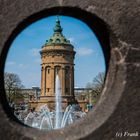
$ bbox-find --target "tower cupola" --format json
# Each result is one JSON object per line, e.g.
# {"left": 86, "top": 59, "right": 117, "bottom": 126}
{"left": 45, "top": 18, "right": 71, "bottom": 46}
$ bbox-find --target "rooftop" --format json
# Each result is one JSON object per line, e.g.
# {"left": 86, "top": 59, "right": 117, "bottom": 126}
{"left": 44, "top": 17, "right": 72, "bottom": 46}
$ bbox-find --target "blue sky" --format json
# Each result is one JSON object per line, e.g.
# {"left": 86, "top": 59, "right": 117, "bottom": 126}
{"left": 5, "top": 16, "right": 105, "bottom": 88}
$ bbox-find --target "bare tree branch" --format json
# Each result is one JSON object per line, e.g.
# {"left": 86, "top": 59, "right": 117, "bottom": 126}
{"left": 86, "top": 72, "right": 105, "bottom": 105}
{"left": 4, "top": 72, "right": 24, "bottom": 103}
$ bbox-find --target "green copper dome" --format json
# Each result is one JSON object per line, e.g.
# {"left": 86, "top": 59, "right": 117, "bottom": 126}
{"left": 45, "top": 18, "right": 72, "bottom": 46}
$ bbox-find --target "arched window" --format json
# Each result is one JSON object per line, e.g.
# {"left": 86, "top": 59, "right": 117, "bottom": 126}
{"left": 49, "top": 39, "right": 53, "bottom": 42}
{"left": 46, "top": 66, "right": 51, "bottom": 74}
{"left": 56, "top": 38, "right": 60, "bottom": 43}
{"left": 55, "top": 66, "right": 61, "bottom": 74}
{"left": 65, "top": 66, "right": 70, "bottom": 75}
{"left": 47, "top": 68, "right": 50, "bottom": 74}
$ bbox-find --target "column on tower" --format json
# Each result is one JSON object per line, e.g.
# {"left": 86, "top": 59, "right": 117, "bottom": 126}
{"left": 51, "top": 64, "right": 55, "bottom": 95}
{"left": 69, "top": 66, "right": 72, "bottom": 96}
{"left": 71, "top": 66, "right": 75, "bottom": 96}
{"left": 41, "top": 66, "right": 43, "bottom": 96}
{"left": 41, "top": 66, "right": 46, "bottom": 96}
{"left": 44, "top": 66, "right": 46, "bottom": 95}
{"left": 61, "top": 65, "right": 65, "bottom": 96}
{"left": 65, "top": 66, "right": 70, "bottom": 96}
{"left": 59, "top": 65, "right": 63, "bottom": 96}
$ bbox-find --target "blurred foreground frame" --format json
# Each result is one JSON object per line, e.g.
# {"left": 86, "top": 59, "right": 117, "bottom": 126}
{"left": 0, "top": 0, "right": 140, "bottom": 140}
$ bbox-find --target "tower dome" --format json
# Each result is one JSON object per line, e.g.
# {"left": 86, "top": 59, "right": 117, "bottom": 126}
{"left": 45, "top": 18, "right": 72, "bottom": 46}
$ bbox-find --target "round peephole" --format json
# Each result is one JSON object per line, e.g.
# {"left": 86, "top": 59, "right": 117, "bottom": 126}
{"left": 4, "top": 15, "right": 106, "bottom": 131}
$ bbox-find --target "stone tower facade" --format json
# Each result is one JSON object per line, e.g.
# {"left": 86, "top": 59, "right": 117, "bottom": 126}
{"left": 40, "top": 18, "right": 76, "bottom": 105}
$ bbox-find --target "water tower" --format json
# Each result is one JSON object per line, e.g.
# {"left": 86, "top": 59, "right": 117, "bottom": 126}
{"left": 40, "top": 18, "right": 76, "bottom": 109}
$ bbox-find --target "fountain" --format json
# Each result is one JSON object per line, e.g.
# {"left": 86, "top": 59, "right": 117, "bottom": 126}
{"left": 24, "top": 74, "right": 86, "bottom": 130}
{"left": 55, "top": 74, "right": 62, "bottom": 129}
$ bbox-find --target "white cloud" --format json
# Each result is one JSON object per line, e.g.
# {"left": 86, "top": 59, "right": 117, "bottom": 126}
{"left": 35, "top": 58, "right": 41, "bottom": 63}
{"left": 18, "top": 63, "right": 28, "bottom": 69}
{"left": 30, "top": 48, "right": 40, "bottom": 56}
{"left": 19, "top": 64, "right": 24, "bottom": 67}
{"left": 76, "top": 48, "right": 94, "bottom": 56}
{"left": 6, "top": 61, "right": 16, "bottom": 66}
{"left": 68, "top": 37, "right": 74, "bottom": 43}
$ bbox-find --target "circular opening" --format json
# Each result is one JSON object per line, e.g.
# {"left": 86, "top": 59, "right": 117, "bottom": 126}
{"left": 4, "top": 15, "right": 106, "bottom": 130}
{"left": 0, "top": 7, "right": 110, "bottom": 139}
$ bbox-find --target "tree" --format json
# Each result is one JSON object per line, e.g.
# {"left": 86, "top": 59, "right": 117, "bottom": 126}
{"left": 86, "top": 72, "right": 105, "bottom": 105}
{"left": 92, "top": 72, "right": 105, "bottom": 94}
{"left": 4, "top": 72, "right": 24, "bottom": 104}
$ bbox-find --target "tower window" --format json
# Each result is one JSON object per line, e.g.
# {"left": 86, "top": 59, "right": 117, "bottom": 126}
{"left": 56, "top": 38, "right": 60, "bottom": 43}
{"left": 46, "top": 66, "right": 51, "bottom": 74}
{"left": 65, "top": 66, "right": 70, "bottom": 75}
{"left": 48, "top": 69, "right": 50, "bottom": 74}
{"left": 47, "top": 88, "right": 50, "bottom": 92}
{"left": 66, "top": 88, "right": 68, "bottom": 92}
{"left": 50, "top": 39, "right": 53, "bottom": 42}
{"left": 55, "top": 66, "right": 60, "bottom": 74}
{"left": 66, "top": 69, "right": 69, "bottom": 74}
